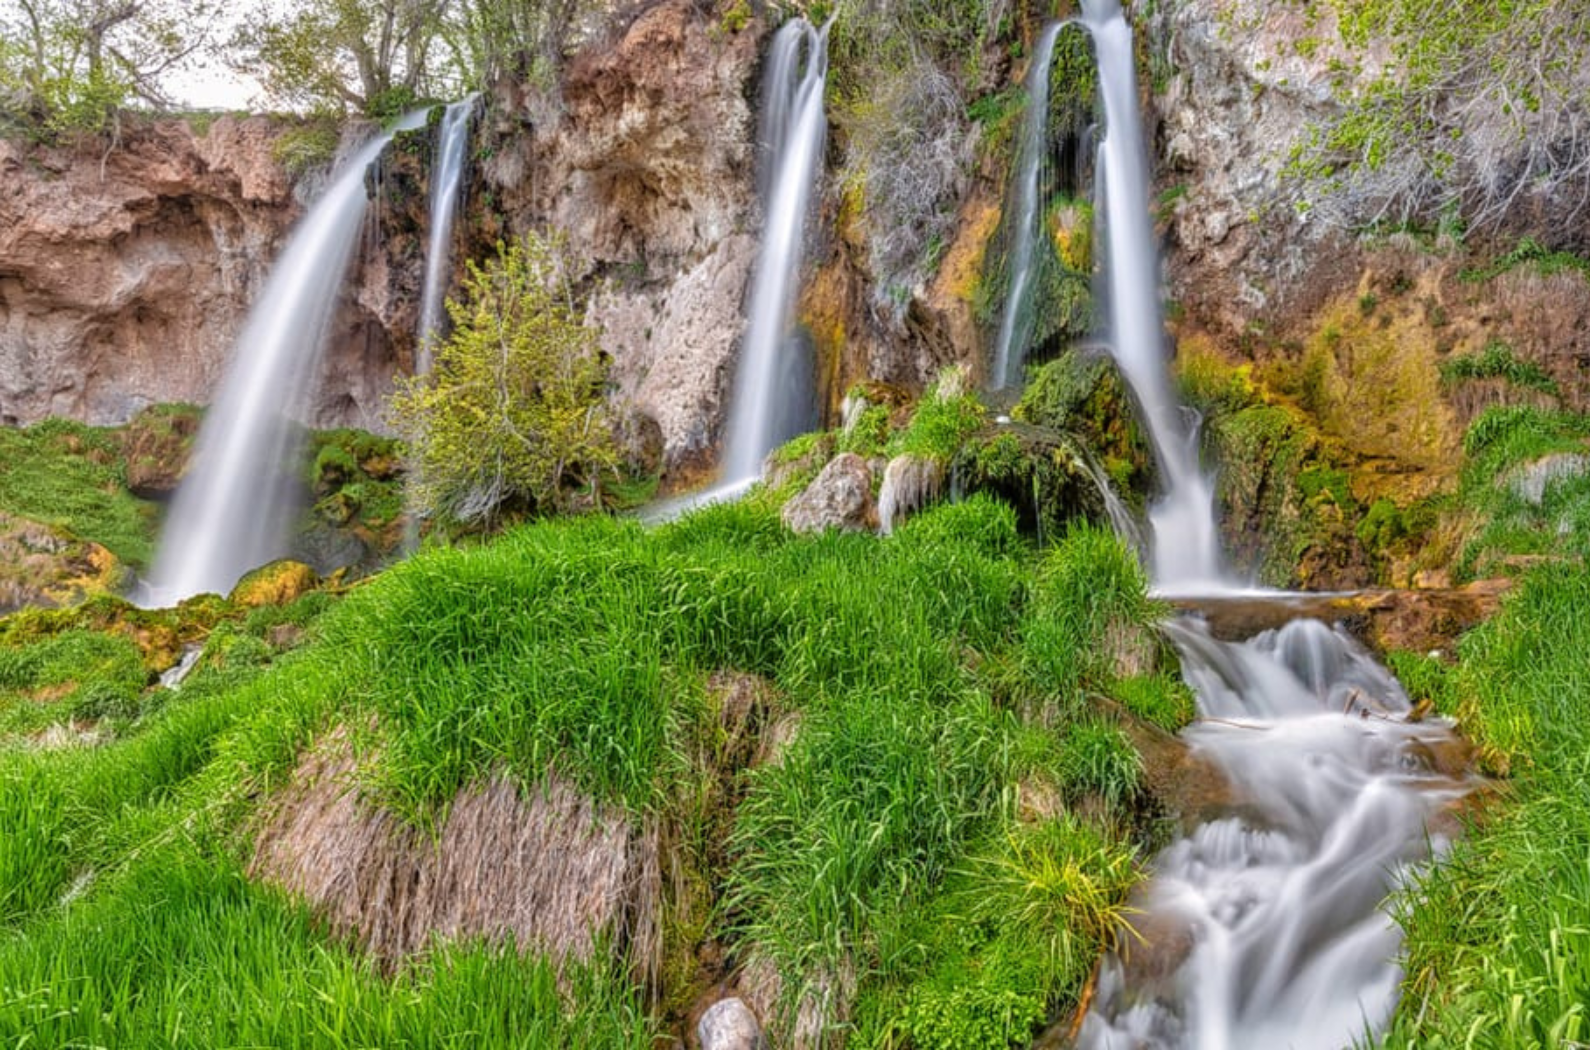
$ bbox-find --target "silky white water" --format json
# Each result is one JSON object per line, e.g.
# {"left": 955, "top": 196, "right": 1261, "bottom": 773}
{"left": 416, "top": 97, "right": 478, "bottom": 374}
{"left": 142, "top": 111, "right": 427, "bottom": 605}
{"left": 1082, "top": 0, "right": 1223, "bottom": 593}
{"left": 720, "top": 17, "right": 830, "bottom": 485}
{"left": 1077, "top": 618, "right": 1472, "bottom": 1049}
{"left": 989, "top": 21, "right": 1065, "bottom": 391}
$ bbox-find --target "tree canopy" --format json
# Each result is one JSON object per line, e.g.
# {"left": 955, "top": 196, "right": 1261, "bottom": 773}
{"left": 0, "top": 0, "right": 218, "bottom": 134}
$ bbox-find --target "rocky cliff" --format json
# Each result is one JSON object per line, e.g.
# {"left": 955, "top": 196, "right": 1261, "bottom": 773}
{"left": 0, "top": 116, "right": 425, "bottom": 433}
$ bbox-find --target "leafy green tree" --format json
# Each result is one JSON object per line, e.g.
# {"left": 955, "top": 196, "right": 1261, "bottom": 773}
{"left": 230, "top": 0, "right": 451, "bottom": 116}
{"left": 389, "top": 233, "right": 619, "bottom": 525}
{"left": 0, "top": 0, "right": 216, "bottom": 135}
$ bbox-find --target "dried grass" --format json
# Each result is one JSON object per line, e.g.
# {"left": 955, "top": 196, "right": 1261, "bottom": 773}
{"left": 251, "top": 730, "right": 661, "bottom": 984}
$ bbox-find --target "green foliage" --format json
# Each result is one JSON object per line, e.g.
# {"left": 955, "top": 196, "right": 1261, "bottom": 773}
{"left": 0, "top": 0, "right": 210, "bottom": 138}
{"left": 1448, "top": 406, "right": 1590, "bottom": 580}
{"left": 1459, "top": 235, "right": 1590, "bottom": 283}
{"left": 269, "top": 119, "right": 341, "bottom": 176}
{"left": 1282, "top": 1, "right": 1590, "bottom": 228}
{"left": 1056, "top": 720, "right": 1141, "bottom": 809}
{"left": 1384, "top": 565, "right": 1590, "bottom": 1047}
{"left": 0, "top": 419, "right": 158, "bottom": 568}
{"left": 890, "top": 375, "right": 986, "bottom": 462}
{"left": 389, "top": 234, "right": 619, "bottom": 525}
{"left": 0, "top": 483, "right": 1168, "bottom": 1044}
{"left": 1438, "top": 340, "right": 1559, "bottom": 395}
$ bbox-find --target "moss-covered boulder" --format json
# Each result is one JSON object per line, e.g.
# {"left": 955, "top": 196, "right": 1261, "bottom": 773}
{"left": 229, "top": 560, "right": 321, "bottom": 609}
{"left": 951, "top": 424, "right": 1108, "bottom": 541}
{"left": 1013, "top": 352, "right": 1151, "bottom": 500}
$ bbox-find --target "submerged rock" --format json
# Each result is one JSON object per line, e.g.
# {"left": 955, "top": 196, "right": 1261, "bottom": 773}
{"left": 781, "top": 453, "right": 875, "bottom": 534}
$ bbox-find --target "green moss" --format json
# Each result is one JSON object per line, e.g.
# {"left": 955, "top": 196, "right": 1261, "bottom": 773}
{"left": 0, "top": 420, "right": 159, "bottom": 569}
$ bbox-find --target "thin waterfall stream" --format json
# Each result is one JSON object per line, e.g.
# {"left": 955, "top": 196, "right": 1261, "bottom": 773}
{"left": 1067, "top": 2, "right": 1476, "bottom": 1046}
{"left": 140, "top": 110, "right": 428, "bottom": 605}
{"left": 416, "top": 96, "right": 478, "bottom": 374}
{"left": 989, "top": 21, "right": 1064, "bottom": 391}
{"left": 719, "top": 16, "right": 829, "bottom": 487}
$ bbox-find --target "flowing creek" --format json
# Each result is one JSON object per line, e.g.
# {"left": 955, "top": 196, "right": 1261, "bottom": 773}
{"left": 1074, "top": 616, "right": 1474, "bottom": 1048}
{"left": 1067, "top": 2, "right": 1478, "bottom": 1045}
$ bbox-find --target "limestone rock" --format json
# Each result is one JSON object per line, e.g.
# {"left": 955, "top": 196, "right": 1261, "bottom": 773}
{"left": 781, "top": 453, "right": 875, "bottom": 534}
{"left": 590, "top": 234, "right": 756, "bottom": 475}
{"left": 697, "top": 997, "right": 766, "bottom": 1050}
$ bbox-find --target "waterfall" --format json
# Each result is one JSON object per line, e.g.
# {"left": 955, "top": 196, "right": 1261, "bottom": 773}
{"left": 416, "top": 96, "right": 478, "bottom": 374}
{"left": 1082, "top": 0, "right": 1224, "bottom": 593}
{"left": 989, "top": 21, "right": 1064, "bottom": 391}
{"left": 1077, "top": 617, "right": 1473, "bottom": 1049}
{"left": 140, "top": 111, "right": 428, "bottom": 606}
{"left": 720, "top": 17, "right": 830, "bottom": 485}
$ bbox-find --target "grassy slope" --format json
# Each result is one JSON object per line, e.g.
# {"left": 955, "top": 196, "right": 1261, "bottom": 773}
{"left": 0, "top": 420, "right": 159, "bottom": 568}
{"left": 0, "top": 493, "right": 1184, "bottom": 1048}
{"left": 1380, "top": 404, "right": 1590, "bottom": 1047}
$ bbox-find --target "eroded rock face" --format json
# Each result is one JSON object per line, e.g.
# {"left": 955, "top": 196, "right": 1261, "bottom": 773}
{"left": 0, "top": 118, "right": 292, "bottom": 426}
{"left": 0, "top": 116, "right": 427, "bottom": 434}
{"left": 482, "top": 0, "right": 763, "bottom": 477}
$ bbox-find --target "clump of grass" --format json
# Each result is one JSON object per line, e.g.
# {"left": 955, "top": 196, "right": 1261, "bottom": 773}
{"left": 1385, "top": 565, "right": 1590, "bottom": 1046}
{"left": 1438, "top": 340, "right": 1560, "bottom": 396}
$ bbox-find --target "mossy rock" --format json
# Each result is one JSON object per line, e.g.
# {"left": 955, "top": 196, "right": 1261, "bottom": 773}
{"left": 950, "top": 424, "right": 1107, "bottom": 541}
{"left": 0, "top": 513, "right": 129, "bottom": 616}
{"left": 118, "top": 404, "right": 201, "bottom": 498}
{"left": 229, "top": 560, "right": 321, "bottom": 608}
{"left": 1013, "top": 351, "right": 1151, "bottom": 498}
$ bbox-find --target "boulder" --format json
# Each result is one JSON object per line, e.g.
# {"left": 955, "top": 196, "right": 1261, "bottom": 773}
{"left": 697, "top": 997, "right": 766, "bottom": 1050}
{"left": 781, "top": 453, "right": 875, "bottom": 534}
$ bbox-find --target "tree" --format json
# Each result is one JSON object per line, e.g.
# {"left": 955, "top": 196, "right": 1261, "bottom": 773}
{"left": 0, "top": 0, "right": 216, "bottom": 134}
{"left": 389, "top": 233, "right": 619, "bottom": 525}
{"left": 230, "top": 0, "right": 451, "bottom": 116}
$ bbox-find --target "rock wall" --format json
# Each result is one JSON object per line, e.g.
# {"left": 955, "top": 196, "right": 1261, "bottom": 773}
{"left": 0, "top": 116, "right": 423, "bottom": 433}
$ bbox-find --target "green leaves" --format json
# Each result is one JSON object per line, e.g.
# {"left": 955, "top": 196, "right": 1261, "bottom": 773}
{"left": 389, "top": 233, "right": 619, "bottom": 525}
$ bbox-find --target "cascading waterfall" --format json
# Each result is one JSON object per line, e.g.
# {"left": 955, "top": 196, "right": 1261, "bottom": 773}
{"left": 1062, "top": 4, "right": 1474, "bottom": 1046}
{"left": 719, "top": 16, "right": 830, "bottom": 486}
{"left": 989, "top": 21, "right": 1064, "bottom": 391}
{"left": 416, "top": 96, "right": 478, "bottom": 374}
{"left": 1077, "top": 618, "right": 1472, "bottom": 1048}
{"left": 141, "top": 111, "right": 428, "bottom": 606}
{"left": 1082, "top": 0, "right": 1222, "bottom": 592}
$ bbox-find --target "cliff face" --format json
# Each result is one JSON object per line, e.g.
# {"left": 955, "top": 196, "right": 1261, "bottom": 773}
{"left": 0, "top": 118, "right": 293, "bottom": 426}
{"left": 0, "top": 116, "right": 425, "bottom": 434}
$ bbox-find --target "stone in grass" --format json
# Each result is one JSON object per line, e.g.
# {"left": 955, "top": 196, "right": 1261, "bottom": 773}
{"left": 697, "top": 997, "right": 767, "bottom": 1050}
{"left": 781, "top": 452, "right": 874, "bottom": 534}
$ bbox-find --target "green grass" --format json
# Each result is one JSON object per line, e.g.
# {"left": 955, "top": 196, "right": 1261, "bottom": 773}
{"left": 0, "top": 419, "right": 159, "bottom": 568}
{"left": 0, "top": 489, "right": 1174, "bottom": 1046}
{"left": 1382, "top": 565, "right": 1590, "bottom": 1048}
{"left": 1448, "top": 405, "right": 1590, "bottom": 580}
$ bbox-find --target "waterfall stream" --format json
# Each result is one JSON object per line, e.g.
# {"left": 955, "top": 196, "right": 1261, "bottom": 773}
{"left": 141, "top": 110, "right": 428, "bottom": 605}
{"left": 1065, "top": 3, "right": 1474, "bottom": 1045}
{"left": 416, "top": 97, "right": 478, "bottom": 374}
{"left": 989, "top": 21, "right": 1064, "bottom": 391}
{"left": 720, "top": 17, "right": 829, "bottom": 486}
{"left": 1083, "top": 0, "right": 1223, "bottom": 594}
{"left": 1076, "top": 619, "right": 1472, "bottom": 1048}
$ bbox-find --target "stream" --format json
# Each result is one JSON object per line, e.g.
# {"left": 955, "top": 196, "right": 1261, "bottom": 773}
{"left": 1074, "top": 613, "right": 1475, "bottom": 1048}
